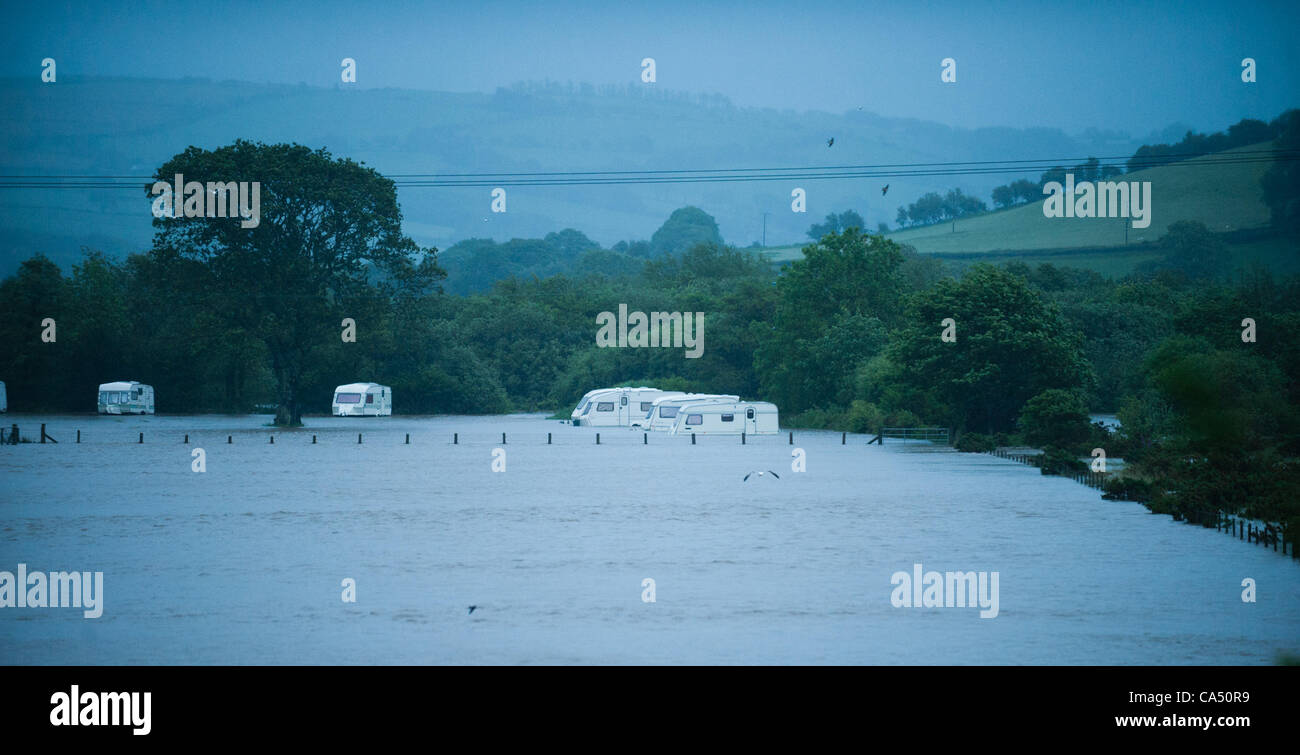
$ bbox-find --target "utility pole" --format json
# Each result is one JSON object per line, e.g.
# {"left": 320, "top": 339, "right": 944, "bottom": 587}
{"left": 761, "top": 212, "right": 770, "bottom": 247}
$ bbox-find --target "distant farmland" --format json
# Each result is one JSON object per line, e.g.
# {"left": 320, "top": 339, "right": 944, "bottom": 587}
{"left": 762, "top": 141, "right": 1295, "bottom": 277}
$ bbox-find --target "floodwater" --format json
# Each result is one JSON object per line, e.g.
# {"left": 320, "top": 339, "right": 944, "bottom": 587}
{"left": 1, "top": 413, "right": 1296, "bottom": 665}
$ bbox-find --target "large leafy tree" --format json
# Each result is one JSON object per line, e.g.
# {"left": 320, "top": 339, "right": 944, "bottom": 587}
{"left": 0, "top": 255, "right": 66, "bottom": 410}
{"left": 147, "top": 140, "right": 443, "bottom": 425}
{"left": 1016, "top": 388, "right": 1092, "bottom": 449}
{"left": 756, "top": 229, "right": 904, "bottom": 412}
{"left": 649, "top": 206, "right": 723, "bottom": 256}
{"left": 886, "top": 264, "right": 1093, "bottom": 433}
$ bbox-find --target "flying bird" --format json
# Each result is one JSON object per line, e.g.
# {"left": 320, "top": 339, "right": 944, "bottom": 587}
{"left": 826, "top": 138, "right": 834, "bottom": 147}
{"left": 743, "top": 471, "right": 781, "bottom": 481}
{"left": 468, "top": 605, "right": 478, "bottom": 615}
{"left": 881, "top": 184, "right": 889, "bottom": 196}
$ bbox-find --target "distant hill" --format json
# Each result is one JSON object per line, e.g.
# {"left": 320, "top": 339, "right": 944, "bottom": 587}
{"left": 0, "top": 76, "right": 1150, "bottom": 277}
{"left": 884, "top": 141, "right": 1275, "bottom": 254}
{"left": 763, "top": 141, "right": 1295, "bottom": 277}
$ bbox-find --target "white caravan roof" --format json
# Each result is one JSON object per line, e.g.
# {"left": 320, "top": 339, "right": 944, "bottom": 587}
{"left": 587, "top": 386, "right": 669, "bottom": 400}
{"left": 334, "top": 382, "right": 388, "bottom": 393}
{"left": 676, "top": 400, "right": 778, "bottom": 414}
{"left": 574, "top": 387, "right": 619, "bottom": 407}
{"left": 650, "top": 393, "right": 739, "bottom": 408}
{"left": 99, "top": 381, "right": 146, "bottom": 391}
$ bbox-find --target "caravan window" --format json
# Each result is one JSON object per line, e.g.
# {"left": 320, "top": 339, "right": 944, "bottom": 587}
{"left": 746, "top": 408, "right": 755, "bottom": 420}
{"left": 721, "top": 413, "right": 734, "bottom": 422}
{"left": 685, "top": 414, "right": 703, "bottom": 426}
{"left": 640, "top": 401, "right": 654, "bottom": 412}
{"left": 659, "top": 406, "right": 679, "bottom": 418}
{"left": 366, "top": 394, "right": 375, "bottom": 404}
{"left": 596, "top": 402, "right": 614, "bottom": 412}
{"left": 335, "top": 393, "right": 362, "bottom": 404}
{"left": 133, "top": 389, "right": 142, "bottom": 399}
{"left": 582, "top": 402, "right": 594, "bottom": 415}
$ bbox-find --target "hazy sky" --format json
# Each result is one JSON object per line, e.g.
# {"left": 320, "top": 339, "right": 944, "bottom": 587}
{"left": 4, "top": 0, "right": 1298, "bottom": 135}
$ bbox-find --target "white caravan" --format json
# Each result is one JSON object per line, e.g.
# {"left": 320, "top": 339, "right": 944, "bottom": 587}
{"left": 98, "top": 381, "right": 155, "bottom": 415}
{"left": 573, "top": 387, "right": 683, "bottom": 427}
{"left": 669, "top": 400, "right": 779, "bottom": 435}
{"left": 0, "top": 381, "right": 6, "bottom": 413}
{"left": 643, "top": 393, "right": 740, "bottom": 431}
{"left": 570, "top": 388, "right": 615, "bottom": 423}
{"left": 332, "top": 383, "right": 392, "bottom": 416}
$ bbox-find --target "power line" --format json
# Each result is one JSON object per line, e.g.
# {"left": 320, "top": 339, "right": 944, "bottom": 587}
{"left": 4, "top": 147, "right": 1292, "bottom": 180}
{"left": 0, "top": 149, "right": 1295, "bottom": 190}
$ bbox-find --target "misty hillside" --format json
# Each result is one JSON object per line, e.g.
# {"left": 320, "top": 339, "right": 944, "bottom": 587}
{"left": 884, "top": 141, "right": 1275, "bottom": 254}
{"left": 0, "top": 76, "right": 1150, "bottom": 276}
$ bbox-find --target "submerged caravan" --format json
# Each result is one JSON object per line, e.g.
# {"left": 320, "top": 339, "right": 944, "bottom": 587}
{"left": 332, "top": 383, "right": 392, "bottom": 416}
{"left": 570, "top": 386, "right": 778, "bottom": 434}
{"left": 668, "top": 400, "right": 779, "bottom": 435}
{"left": 643, "top": 393, "right": 739, "bottom": 431}
{"left": 571, "top": 386, "right": 682, "bottom": 426}
{"left": 97, "top": 381, "right": 154, "bottom": 415}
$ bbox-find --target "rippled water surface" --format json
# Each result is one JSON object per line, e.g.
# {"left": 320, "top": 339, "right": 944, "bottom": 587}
{"left": 1, "top": 413, "right": 1296, "bottom": 664}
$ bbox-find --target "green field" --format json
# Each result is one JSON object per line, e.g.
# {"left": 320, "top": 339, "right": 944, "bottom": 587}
{"left": 761, "top": 142, "right": 1293, "bottom": 277}
{"left": 938, "top": 234, "right": 1300, "bottom": 278}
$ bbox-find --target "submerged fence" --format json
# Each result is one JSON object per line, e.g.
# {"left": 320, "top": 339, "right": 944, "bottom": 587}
{"left": 867, "top": 427, "right": 950, "bottom": 445}
{"left": 881, "top": 427, "right": 949, "bottom": 443}
{"left": 988, "top": 447, "right": 1294, "bottom": 559}
{"left": 990, "top": 448, "right": 1037, "bottom": 464}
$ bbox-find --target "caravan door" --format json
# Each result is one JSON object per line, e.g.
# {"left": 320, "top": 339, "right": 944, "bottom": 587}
{"left": 744, "top": 405, "right": 758, "bottom": 434}
{"left": 617, "top": 393, "right": 630, "bottom": 425}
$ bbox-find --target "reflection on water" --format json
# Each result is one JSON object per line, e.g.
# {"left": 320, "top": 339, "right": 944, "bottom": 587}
{"left": 1, "top": 413, "right": 1296, "bottom": 664}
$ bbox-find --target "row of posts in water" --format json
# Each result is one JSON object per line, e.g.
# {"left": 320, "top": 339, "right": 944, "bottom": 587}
{"left": 10, "top": 424, "right": 846, "bottom": 446}
{"left": 990, "top": 448, "right": 1109, "bottom": 489}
